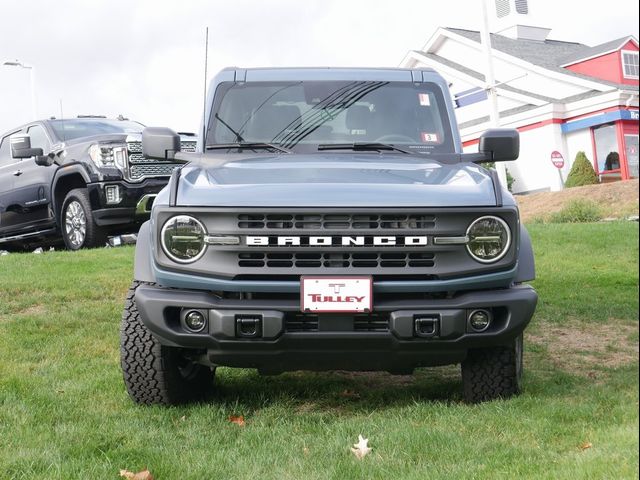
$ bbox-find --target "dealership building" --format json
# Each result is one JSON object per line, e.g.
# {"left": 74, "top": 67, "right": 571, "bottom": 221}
{"left": 400, "top": 6, "right": 639, "bottom": 193}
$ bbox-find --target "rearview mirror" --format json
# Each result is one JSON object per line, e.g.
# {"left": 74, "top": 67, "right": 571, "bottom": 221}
{"left": 478, "top": 129, "right": 519, "bottom": 162}
{"left": 142, "top": 127, "right": 181, "bottom": 160}
{"left": 10, "top": 135, "right": 44, "bottom": 159}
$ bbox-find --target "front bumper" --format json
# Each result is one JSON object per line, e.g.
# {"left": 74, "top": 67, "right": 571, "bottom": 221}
{"left": 134, "top": 283, "right": 537, "bottom": 373}
{"left": 88, "top": 179, "right": 168, "bottom": 226}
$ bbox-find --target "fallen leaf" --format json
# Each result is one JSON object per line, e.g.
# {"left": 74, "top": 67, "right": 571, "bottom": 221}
{"left": 119, "top": 469, "right": 154, "bottom": 480}
{"left": 351, "top": 434, "right": 372, "bottom": 459}
{"left": 180, "top": 415, "right": 186, "bottom": 422}
{"left": 303, "top": 447, "right": 310, "bottom": 455}
{"left": 340, "top": 389, "right": 361, "bottom": 399}
{"left": 580, "top": 442, "right": 593, "bottom": 451}
{"left": 228, "top": 415, "right": 246, "bottom": 427}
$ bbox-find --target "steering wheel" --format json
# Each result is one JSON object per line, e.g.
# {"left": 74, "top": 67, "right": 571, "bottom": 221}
{"left": 374, "top": 134, "right": 415, "bottom": 143}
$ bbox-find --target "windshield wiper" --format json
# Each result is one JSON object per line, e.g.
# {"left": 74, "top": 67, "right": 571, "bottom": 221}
{"left": 205, "top": 142, "right": 292, "bottom": 154}
{"left": 317, "top": 142, "right": 413, "bottom": 154}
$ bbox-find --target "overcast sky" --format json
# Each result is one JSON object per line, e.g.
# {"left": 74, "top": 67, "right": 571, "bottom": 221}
{"left": 1, "top": 0, "right": 638, "bottom": 134}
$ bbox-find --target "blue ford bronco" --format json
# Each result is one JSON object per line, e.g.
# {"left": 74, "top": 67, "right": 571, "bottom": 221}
{"left": 120, "top": 67, "right": 537, "bottom": 404}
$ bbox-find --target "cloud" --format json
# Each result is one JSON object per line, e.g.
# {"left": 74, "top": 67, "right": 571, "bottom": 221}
{"left": 1, "top": 0, "right": 638, "bottom": 134}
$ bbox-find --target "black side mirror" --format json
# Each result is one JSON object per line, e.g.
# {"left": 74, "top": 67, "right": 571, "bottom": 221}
{"left": 10, "top": 135, "right": 44, "bottom": 159}
{"left": 478, "top": 129, "right": 519, "bottom": 162}
{"left": 35, "top": 153, "right": 55, "bottom": 166}
{"left": 142, "top": 127, "right": 181, "bottom": 160}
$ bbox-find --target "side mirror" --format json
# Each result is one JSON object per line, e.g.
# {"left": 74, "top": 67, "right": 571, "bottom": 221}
{"left": 478, "top": 129, "right": 519, "bottom": 162}
{"left": 142, "top": 127, "right": 181, "bottom": 160}
{"left": 35, "top": 153, "right": 55, "bottom": 167}
{"left": 10, "top": 135, "right": 44, "bottom": 159}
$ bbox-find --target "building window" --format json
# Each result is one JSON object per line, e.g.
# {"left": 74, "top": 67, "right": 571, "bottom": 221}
{"left": 622, "top": 50, "right": 639, "bottom": 79}
{"left": 593, "top": 124, "right": 622, "bottom": 182}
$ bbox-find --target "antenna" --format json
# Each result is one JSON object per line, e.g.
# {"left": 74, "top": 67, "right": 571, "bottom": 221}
{"left": 59, "top": 99, "right": 66, "bottom": 142}
{"left": 202, "top": 27, "right": 209, "bottom": 150}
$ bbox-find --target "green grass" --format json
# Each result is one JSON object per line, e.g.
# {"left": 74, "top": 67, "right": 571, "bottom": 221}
{"left": 0, "top": 223, "right": 638, "bottom": 479}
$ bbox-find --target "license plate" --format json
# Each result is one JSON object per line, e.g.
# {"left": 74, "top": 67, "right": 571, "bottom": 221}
{"left": 300, "top": 276, "right": 373, "bottom": 313}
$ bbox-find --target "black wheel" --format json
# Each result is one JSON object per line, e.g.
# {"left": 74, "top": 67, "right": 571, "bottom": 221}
{"left": 120, "top": 281, "right": 214, "bottom": 405}
{"left": 60, "top": 188, "right": 107, "bottom": 250}
{"left": 461, "top": 334, "right": 523, "bottom": 403}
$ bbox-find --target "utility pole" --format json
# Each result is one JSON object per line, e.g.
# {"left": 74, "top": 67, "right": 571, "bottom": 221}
{"left": 480, "top": 0, "right": 508, "bottom": 188}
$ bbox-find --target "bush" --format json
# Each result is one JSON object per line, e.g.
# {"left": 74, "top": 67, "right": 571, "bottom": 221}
{"left": 549, "top": 199, "right": 602, "bottom": 223}
{"left": 565, "top": 151, "right": 599, "bottom": 188}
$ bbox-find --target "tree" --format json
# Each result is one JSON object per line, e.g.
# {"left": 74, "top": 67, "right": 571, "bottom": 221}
{"left": 565, "top": 151, "right": 598, "bottom": 188}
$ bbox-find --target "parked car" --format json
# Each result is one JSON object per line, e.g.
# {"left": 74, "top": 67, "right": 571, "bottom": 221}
{"left": 0, "top": 116, "right": 196, "bottom": 249}
{"left": 120, "top": 67, "right": 537, "bottom": 405}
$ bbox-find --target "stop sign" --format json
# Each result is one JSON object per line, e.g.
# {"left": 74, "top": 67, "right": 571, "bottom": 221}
{"left": 551, "top": 151, "right": 564, "bottom": 169}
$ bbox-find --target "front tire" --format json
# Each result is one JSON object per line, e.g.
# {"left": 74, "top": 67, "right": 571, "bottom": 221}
{"left": 461, "top": 334, "right": 523, "bottom": 403}
{"left": 60, "top": 188, "right": 106, "bottom": 250}
{"left": 120, "top": 281, "right": 214, "bottom": 405}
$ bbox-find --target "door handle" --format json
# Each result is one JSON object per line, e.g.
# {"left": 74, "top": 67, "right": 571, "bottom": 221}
{"left": 13, "top": 170, "right": 23, "bottom": 176}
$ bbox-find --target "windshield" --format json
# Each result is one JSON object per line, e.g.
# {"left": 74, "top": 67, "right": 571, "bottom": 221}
{"left": 206, "top": 81, "right": 454, "bottom": 153}
{"left": 49, "top": 119, "right": 144, "bottom": 141}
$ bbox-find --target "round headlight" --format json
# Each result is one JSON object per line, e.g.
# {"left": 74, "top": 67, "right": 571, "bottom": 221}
{"left": 466, "top": 216, "right": 511, "bottom": 263}
{"left": 161, "top": 215, "right": 207, "bottom": 263}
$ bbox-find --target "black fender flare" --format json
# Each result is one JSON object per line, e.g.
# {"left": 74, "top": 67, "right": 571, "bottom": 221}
{"left": 515, "top": 224, "right": 535, "bottom": 283}
{"left": 134, "top": 221, "right": 156, "bottom": 283}
{"left": 50, "top": 163, "right": 93, "bottom": 222}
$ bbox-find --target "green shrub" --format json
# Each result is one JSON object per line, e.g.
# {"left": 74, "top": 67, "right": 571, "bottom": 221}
{"left": 549, "top": 199, "right": 602, "bottom": 223}
{"left": 565, "top": 151, "right": 599, "bottom": 188}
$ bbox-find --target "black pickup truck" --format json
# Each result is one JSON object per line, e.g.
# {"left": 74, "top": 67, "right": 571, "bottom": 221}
{"left": 0, "top": 117, "right": 196, "bottom": 249}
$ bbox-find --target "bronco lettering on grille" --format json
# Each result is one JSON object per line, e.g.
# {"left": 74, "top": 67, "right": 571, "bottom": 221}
{"left": 246, "top": 236, "right": 428, "bottom": 246}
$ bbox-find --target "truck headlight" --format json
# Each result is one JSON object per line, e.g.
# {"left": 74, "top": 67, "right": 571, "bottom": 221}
{"left": 89, "top": 144, "right": 127, "bottom": 169}
{"left": 161, "top": 215, "right": 207, "bottom": 263}
{"left": 466, "top": 216, "right": 511, "bottom": 263}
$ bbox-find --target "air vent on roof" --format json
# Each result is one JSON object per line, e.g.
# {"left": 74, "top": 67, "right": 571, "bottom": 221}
{"left": 515, "top": 0, "right": 528, "bottom": 14}
{"left": 495, "top": 0, "right": 510, "bottom": 18}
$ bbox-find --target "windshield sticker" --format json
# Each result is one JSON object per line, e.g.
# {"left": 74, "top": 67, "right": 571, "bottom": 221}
{"left": 421, "top": 132, "right": 439, "bottom": 143}
{"left": 418, "top": 93, "right": 431, "bottom": 106}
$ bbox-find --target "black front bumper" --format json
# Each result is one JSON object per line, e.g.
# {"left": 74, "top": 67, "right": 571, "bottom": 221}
{"left": 134, "top": 284, "right": 538, "bottom": 373}
{"left": 88, "top": 179, "right": 167, "bottom": 227}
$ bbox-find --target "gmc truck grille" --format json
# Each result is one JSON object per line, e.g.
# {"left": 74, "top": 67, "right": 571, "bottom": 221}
{"left": 238, "top": 251, "right": 435, "bottom": 268}
{"left": 238, "top": 213, "right": 436, "bottom": 230}
{"left": 125, "top": 139, "right": 196, "bottom": 182}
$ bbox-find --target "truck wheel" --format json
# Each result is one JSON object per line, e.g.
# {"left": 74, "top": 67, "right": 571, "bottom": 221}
{"left": 120, "top": 281, "right": 214, "bottom": 405}
{"left": 461, "top": 334, "right": 523, "bottom": 403}
{"left": 60, "top": 188, "right": 106, "bottom": 250}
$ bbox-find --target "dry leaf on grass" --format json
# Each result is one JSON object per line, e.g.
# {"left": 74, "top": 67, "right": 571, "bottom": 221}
{"left": 579, "top": 442, "right": 593, "bottom": 451}
{"left": 351, "top": 435, "right": 372, "bottom": 459}
{"left": 119, "top": 469, "right": 154, "bottom": 480}
{"left": 228, "top": 415, "right": 246, "bottom": 427}
{"left": 339, "top": 389, "right": 361, "bottom": 399}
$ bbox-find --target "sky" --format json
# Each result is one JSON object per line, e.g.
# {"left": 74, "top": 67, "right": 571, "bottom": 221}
{"left": 0, "top": 0, "right": 638, "bottom": 134}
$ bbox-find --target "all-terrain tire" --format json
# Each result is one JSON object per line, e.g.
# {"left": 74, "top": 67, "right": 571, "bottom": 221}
{"left": 60, "top": 188, "right": 107, "bottom": 250}
{"left": 461, "top": 334, "right": 523, "bottom": 403}
{"left": 120, "top": 281, "right": 214, "bottom": 405}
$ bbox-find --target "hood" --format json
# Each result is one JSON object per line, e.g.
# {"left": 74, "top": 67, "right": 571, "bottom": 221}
{"left": 175, "top": 153, "right": 498, "bottom": 207}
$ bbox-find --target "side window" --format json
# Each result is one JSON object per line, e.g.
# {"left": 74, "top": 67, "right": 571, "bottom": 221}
{"left": 0, "top": 133, "right": 18, "bottom": 166}
{"left": 27, "top": 125, "right": 51, "bottom": 154}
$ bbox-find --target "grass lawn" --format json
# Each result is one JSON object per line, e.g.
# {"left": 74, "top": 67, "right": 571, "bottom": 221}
{"left": 0, "top": 223, "right": 638, "bottom": 479}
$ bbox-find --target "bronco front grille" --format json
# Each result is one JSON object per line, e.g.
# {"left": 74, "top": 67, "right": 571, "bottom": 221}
{"left": 237, "top": 213, "right": 436, "bottom": 230}
{"left": 237, "top": 251, "right": 435, "bottom": 269}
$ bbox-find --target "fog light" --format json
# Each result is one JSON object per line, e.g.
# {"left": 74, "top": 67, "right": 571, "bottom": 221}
{"left": 184, "top": 310, "right": 206, "bottom": 332}
{"left": 105, "top": 185, "right": 121, "bottom": 204}
{"left": 469, "top": 309, "right": 491, "bottom": 332}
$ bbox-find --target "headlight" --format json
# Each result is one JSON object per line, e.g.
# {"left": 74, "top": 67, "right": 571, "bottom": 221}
{"left": 161, "top": 215, "right": 207, "bottom": 263}
{"left": 466, "top": 216, "right": 511, "bottom": 263}
{"left": 88, "top": 144, "right": 127, "bottom": 169}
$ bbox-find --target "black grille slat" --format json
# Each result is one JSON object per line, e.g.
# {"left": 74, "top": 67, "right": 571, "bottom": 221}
{"left": 285, "top": 313, "right": 389, "bottom": 333}
{"left": 237, "top": 213, "right": 436, "bottom": 230}
{"left": 237, "top": 251, "right": 435, "bottom": 269}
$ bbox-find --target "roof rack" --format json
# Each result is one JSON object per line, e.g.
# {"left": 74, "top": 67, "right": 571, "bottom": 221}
{"left": 77, "top": 115, "right": 107, "bottom": 118}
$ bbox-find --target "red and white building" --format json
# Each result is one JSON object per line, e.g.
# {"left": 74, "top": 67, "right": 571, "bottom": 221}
{"left": 400, "top": 2, "right": 639, "bottom": 193}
